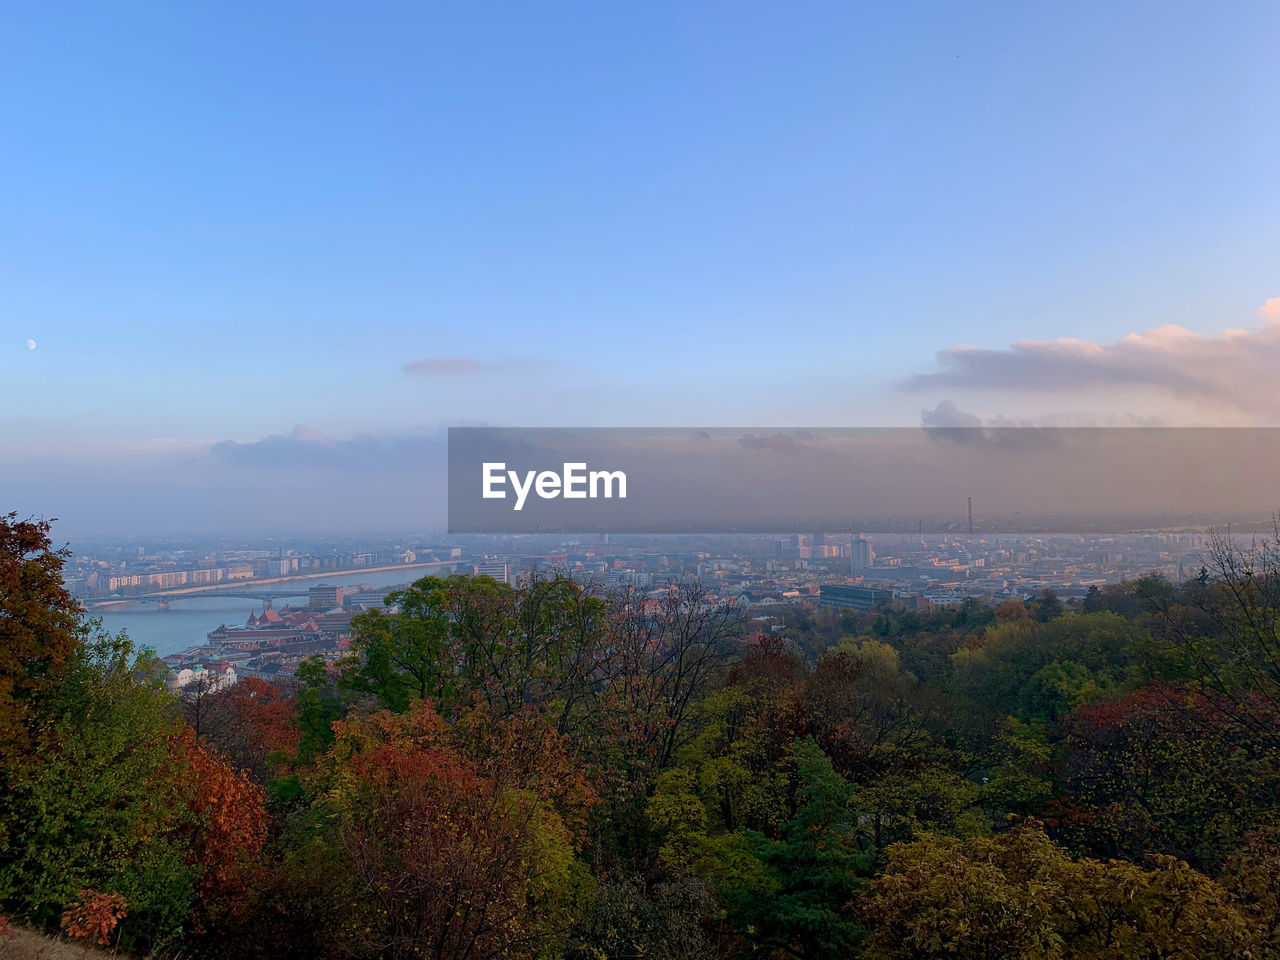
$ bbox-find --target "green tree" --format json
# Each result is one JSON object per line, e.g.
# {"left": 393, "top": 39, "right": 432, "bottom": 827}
{"left": 345, "top": 572, "right": 611, "bottom": 734}
{"left": 950, "top": 612, "right": 1145, "bottom": 722}
{"left": 291, "top": 655, "right": 346, "bottom": 766}
{"left": 345, "top": 576, "right": 453, "bottom": 712}
{"left": 446, "top": 570, "right": 611, "bottom": 732}
{"left": 860, "top": 824, "right": 1260, "bottom": 960}
{"left": 566, "top": 873, "right": 719, "bottom": 960}
{"left": 722, "top": 738, "right": 871, "bottom": 959}
{"left": 1018, "top": 660, "right": 1104, "bottom": 725}
{"left": 1151, "top": 526, "right": 1280, "bottom": 750}
{"left": 980, "top": 717, "right": 1054, "bottom": 818}
{"left": 0, "top": 629, "right": 197, "bottom": 953}
{"left": 1032, "top": 589, "right": 1065, "bottom": 623}
{"left": 1056, "top": 685, "right": 1280, "bottom": 870}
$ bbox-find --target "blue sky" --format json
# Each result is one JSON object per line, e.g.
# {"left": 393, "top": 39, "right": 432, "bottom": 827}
{"left": 4, "top": 1, "right": 1280, "bottom": 533}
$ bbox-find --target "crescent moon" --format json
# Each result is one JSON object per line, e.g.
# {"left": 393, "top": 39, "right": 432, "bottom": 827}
{"left": 26, "top": 339, "right": 36, "bottom": 350}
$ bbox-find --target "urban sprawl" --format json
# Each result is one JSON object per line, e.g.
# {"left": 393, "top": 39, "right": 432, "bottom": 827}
{"left": 66, "top": 531, "right": 1211, "bottom": 694}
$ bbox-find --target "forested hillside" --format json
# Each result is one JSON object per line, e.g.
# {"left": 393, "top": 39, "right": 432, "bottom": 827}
{"left": 3, "top": 512, "right": 1280, "bottom": 959}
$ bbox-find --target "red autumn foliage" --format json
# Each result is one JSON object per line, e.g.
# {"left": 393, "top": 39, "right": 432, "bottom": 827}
{"left": 167, "top": 729, "right": 270, "bottom": 931}
{"left": 60, "top": 889, "right": 128, "bottom": 946}
{"left": 234, "top": 677, "right": 301, "bottom": 752}
{"left": 219, "top": 676, "right": 303, "bottom": 777}
{"left": 1053, "top": 683, "right": 1280, "bottom": 868}
{"left": 324, "top": 701, "right": 595, "bottom": 960}
{"left": 0, "top": 514, "right": 81, "bottom": 766}
{"left": 186, "top": 676, "right": 302, "bottom": 782}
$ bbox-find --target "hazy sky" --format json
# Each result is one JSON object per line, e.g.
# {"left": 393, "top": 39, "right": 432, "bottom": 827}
{"left": 4, "top": 1, "right": 1279, "bottom": 535}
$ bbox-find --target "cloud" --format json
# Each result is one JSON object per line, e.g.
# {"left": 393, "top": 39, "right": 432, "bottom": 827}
{"left": 737, "top": 431, "right": 815, "bottom": 455}
{"left": 209, "top": 428, "right": 446, "bottom": 472}
{"left": 289, "top": 423, "right": 335, "bottom": 444}
{"left": 402, "top": 356, "right": 547, "bottom": 377}
{"left": 919, "top": 401, "right": 1059, "bottom": 452}
{"left": 902, "top": 299, "right": 1280, "bottom": 418}
{"left": 920, "top": 401, "right": 983, "bottom": 430}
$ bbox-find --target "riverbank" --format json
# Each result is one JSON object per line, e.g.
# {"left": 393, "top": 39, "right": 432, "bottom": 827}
{"left": 85, "top": 559, "right": 462, "bottom": 607}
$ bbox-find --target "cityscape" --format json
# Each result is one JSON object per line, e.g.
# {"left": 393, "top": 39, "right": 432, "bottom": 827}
{"left": 6, "top": 1, "right": 1280, "bottom": 957}
{"left": 68, "top": 529, "right": 1215, "bottom": 692}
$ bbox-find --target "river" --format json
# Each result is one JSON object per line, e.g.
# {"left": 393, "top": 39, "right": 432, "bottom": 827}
{"left": 92, "top": 567, "right": 434, "bottom": 657}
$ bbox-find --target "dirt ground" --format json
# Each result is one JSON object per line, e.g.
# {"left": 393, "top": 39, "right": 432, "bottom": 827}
{"left": 0, "top": 928, "right": 119, "bottom": 960}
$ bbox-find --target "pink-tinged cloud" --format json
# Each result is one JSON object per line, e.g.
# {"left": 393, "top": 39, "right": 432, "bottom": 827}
{"left": 290, "top": 424, "right": 335, "bottom": 444}
{"left": 902, "top": 299, "right": 1280, "bottom": 418}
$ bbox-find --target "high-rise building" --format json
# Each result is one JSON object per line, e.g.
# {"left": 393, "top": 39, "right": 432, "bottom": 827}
{"left": 851, "top": 536, "right": 875, "bottom": 574}
{"left": 474, "top": 560, "right": 510, "bottom": 584}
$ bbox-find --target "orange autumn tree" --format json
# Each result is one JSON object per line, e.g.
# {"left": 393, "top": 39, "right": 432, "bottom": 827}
{"left": 186, "top": 676, "right": 302, "bottom": 784}
{"left": 166, "top": 729, "right": 269, "bottom": 933}
{"left": 312, "top": 700, "right": 595, "bottom": 960}
{"left": 228, "top": 677, "right": 302, "bottom": 763}
{"left": 60, "top": 890, "right": 129, "bottom": 946}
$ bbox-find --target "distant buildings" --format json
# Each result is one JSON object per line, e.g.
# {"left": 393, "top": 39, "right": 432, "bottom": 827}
{"left": 775, "top": 535, "right": 812, "bottom": 561}
{"left": 206, "top": 601, "right": 366, "bottom": 647}
{"left": 255, "top": 557, "right": 299, "bottom": 578}
{"left": 166, "top": 661, "right": 237, "bottom": 694}
{"left": 71, "top": 532, "right": 1213, "bottom": 672}
{"left": 819, "top": 584, "right": 895, "bottom": 610}
{"left": 309, "top": 584, "right": 344, "bottom": 609}
{"left": 83, "top": 546, "right": 444, "bottom": 599}
{"left": 171, "top": 599, "right": 374, "bottom": 686}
